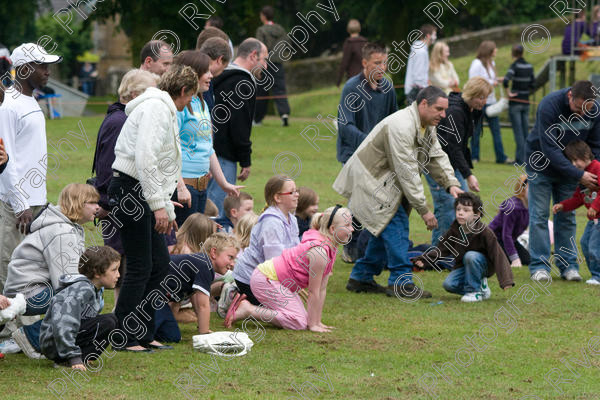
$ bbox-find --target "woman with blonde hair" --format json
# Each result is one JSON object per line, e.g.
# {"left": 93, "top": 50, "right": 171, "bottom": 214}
{"left": 3, "top": 183, "right": 100, "bottom": 358}
{"left": 429, "top": 42, "right": 459, "bottom": 94}
{"left": 468, "top": 40, "right": 510, "bottom": 164}
{"left": 489, "top": 175, "right": 530, "bottom": 267}
{"left": 91, "top": 68, "right": 160, "bottom": 304}
{"left": 108, "top": 64, "right": 198, "bottom": 352}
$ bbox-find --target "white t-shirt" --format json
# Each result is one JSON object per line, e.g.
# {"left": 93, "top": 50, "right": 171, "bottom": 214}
{"left": 0, "top": 90, "right": 47, "bottom": 212}
{"left": 404, "top": 40, "right": 429, "bottom": 95}
{"left": 468, "top": 58, "right": 497, "bottom": 105}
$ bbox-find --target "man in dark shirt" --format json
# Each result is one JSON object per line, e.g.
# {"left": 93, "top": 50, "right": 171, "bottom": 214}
{"left": 336, "top": 42, "right": 398, "bottom": 265}
{"left": 254, "top": 6, "right": 291, "bottom": 126}
{"left": 504, "top": 44, "right": 535, "bottom": 165}
{"left": 526, "top": 81, "right": 600, "bottom": 282}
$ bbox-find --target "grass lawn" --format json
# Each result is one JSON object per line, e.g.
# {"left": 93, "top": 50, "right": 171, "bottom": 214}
{"left": 3, "top": 111, "right": 599, "bottom": 400}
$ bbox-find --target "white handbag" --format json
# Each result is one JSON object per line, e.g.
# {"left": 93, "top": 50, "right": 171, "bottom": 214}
{"left": 192, "top": 331, "right": 254, "bottom": 357}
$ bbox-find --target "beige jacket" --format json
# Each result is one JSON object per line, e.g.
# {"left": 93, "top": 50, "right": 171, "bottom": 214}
{"left": 332, "top": 102, "right": 460, "bottom": 236}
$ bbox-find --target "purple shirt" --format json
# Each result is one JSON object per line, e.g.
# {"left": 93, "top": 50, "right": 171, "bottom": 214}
{"left": 233, "top": 206, "right": 299, "bottom": 285}
{"left": 488, "top": 197, "right": 529, "bottom": 261}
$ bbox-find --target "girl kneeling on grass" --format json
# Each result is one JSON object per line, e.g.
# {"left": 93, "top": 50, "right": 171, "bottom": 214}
{"left": 225, "top": 206, "right": 353, "bottom": 332}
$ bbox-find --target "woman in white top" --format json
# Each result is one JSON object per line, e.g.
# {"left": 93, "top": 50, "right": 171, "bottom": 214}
{"left": 108, "top": 64, "right": 198, "bottom": 352}
{"left": 468, "top": 40, "right": 510, "bottom": 164}
{"left": 429, "top": 42, "right": 459, "bottom": 94}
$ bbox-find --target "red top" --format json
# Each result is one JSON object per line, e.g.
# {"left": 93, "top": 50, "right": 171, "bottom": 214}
{"left": 560, "top": 159, "right": 600, "bottom": 219}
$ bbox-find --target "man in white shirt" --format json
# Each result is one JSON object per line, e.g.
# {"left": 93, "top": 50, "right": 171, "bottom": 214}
{"left": 404, "top": 24, "right": 437, "bottom": 105}
{"left": 0, "top": 43, "right": 62, "bottom": 292}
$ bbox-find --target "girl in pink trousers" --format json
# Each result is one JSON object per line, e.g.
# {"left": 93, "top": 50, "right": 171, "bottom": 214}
{"left": 225, "top": 205, "right": 353, "bottom": 332}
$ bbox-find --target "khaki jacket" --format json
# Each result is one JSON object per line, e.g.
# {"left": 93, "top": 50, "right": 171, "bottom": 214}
{"left": 333, "top": 102, "right": 460, "bottom": 236}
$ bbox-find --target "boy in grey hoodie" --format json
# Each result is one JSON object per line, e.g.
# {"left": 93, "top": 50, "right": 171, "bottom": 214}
{"left": 40, "top": 246, "right": 120, "bottom": 370}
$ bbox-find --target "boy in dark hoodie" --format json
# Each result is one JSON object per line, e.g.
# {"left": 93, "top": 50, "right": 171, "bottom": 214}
{"left": 553, "top": 140, "right": 600, "bottom": 285}
{"left": 39, "top": 246, "right": 120, "bottom": 370}
{"left": 425, "top": 76, "right": 492, "bottom": 246}
{"left": 414, "top": 193, "right": 514, "bottom": 302}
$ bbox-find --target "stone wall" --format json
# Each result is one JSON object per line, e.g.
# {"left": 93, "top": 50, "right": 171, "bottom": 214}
{"left": 283, "top": 18, "right": 567, "bottom": 93}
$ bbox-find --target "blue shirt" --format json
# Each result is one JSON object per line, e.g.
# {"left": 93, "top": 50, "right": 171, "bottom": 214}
{"left": 525, "top": 87, "right": 600, "bottom": 180}
{"left": 177, "top": 96, "right": 214, "bottom": 178}
{"left": 336, "top": 72, "right": 398, "bottom": 163}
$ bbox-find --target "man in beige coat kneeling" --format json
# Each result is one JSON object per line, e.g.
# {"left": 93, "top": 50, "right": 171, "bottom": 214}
{"left": 333, "top": 86, "right": 463, "bottom": 299}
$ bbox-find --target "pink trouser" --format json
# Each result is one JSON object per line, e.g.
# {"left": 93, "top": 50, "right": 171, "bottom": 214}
{"left": 250, "top": 268, "right": 307, "bottom": 330}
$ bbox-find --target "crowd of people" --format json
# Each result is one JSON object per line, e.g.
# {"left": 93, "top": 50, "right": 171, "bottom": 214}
{"left": 0, "top": 11, "right": 599, "bottom": 377}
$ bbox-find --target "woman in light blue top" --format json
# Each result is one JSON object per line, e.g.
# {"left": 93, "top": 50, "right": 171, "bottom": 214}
{"left": 173, "top": 51, "right": 240, "bottom": 227}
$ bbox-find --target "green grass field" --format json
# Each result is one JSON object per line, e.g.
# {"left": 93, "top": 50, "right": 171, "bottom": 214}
{"left": 3, "top": 108, "right": 600, "bottom": 400}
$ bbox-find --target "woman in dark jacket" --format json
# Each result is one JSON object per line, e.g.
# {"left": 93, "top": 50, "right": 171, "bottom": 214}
{"left": 91, "top": 68, "right": 159, "bottom": 303}
{"left": 425, "top": 76, "right": 493, "bottom": 246}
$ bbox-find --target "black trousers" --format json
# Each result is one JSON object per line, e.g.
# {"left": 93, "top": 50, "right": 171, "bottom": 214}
{"left": 254, "top": 62, "right": 290, "bottom": 123}
{"left": 108, "top": 173, "right": 170, "bottom": 347}
{"left": 55, "top": 314, "right": 118, "bottom": 363}
{"left": 500, "top": 240, "right": 531, "bottom": 265}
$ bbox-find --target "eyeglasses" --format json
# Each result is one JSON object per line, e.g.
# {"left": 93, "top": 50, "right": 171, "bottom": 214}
{"left": 278, "top": 190, "right": 299, "bottom": 196}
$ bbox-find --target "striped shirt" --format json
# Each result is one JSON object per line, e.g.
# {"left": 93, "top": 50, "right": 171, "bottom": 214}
{"left": 503, "top": 57, "right": 535, "bottom": 105}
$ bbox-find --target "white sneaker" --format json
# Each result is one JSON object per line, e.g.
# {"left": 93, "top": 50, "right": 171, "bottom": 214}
{"left": 586, "top": 278, "right": 600, "bottom": 285}
{"left": 0, "top": 338, "right": 21, "bottom": 354}
{"left": 563, "top": 269, "right": 582, "bottom": 282}
{"left": 11, "top": 328, "right": 45, "bottom": 359}
{"left": 481, "top": 278, "right": 491, "bottom": 300}
{"left": 461, "top": 292, "right": 483, "bottom": 302}
{"left": 531, "top": 270, "right": 552, "bottom": 283}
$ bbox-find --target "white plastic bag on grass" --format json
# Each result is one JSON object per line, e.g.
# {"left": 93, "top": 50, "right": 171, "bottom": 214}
{"left": 193, "top": 331, "right": 253, "bottom": 357}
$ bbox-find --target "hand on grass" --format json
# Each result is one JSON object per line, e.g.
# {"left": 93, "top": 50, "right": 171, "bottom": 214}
{"left": 309, "top": 325, "right": 331, "bottom": 333}
{"left": 72, "top": 363, "right": 87, "bottom": 371}
{"left": 510, "top": 258, "right": 522, "bottom": 268}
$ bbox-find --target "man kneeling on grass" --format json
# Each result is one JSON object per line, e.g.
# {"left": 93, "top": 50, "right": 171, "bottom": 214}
{"left": 40, "top": 246, "right": 121, "bottom": 370}
{"left": 414, "top": 193, "right": 515, "bottom": 302}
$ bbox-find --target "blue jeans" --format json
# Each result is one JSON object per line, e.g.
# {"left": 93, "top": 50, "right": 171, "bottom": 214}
{"left": 425, "top": 170, "right": 468, "bottom": 246}
{"left": 175, "top": 184, "right": 207, "bottom": 228}
{"left": 470, "top": 104, "right": 507, "bottom": 163}
{"left": 527, "top": 168, "right": 579, "bottom": 275}
{"left": 23, "top": 287, "right": 54, "bottom": 351}
{"left": 443, "top": 251, "right": 488, "bottom": 294}
{"left": 349, "top": 205, "right": 413, "bottom": 286}
{"left": 207, "top": 156, "right": 237, "bottom": 218}
{"left": 508, "top": 103, "right": 530, "bottom": 164}
{"left": 580, "top": 219, "right": 600, "bottom": 280}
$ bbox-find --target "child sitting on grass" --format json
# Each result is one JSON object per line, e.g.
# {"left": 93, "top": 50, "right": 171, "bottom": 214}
{"left": 225, "top": 206, "right": 353, "bottom": 332}
{"left": 233, "top": 175, "right": 300, "bottom": 305}
{"left": 39, "top": 246, "right": 120, "bottom": 370}
{"left": 3, "top": 183, "right": 100, "bottom": 359}
{"left": 295, "top": 186, "right": 319, "bottom": 239}
{"left": 160, "top": 233, "right": 240, "bottom": 338}
{"left": 414, "top": 193, "right": 514, "bottom": 302}
{"left": 552, "top": 140, "right": 600, "bottom": 285}
{"left": 215, "top": 192, "right": 254, "bottom": 233}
